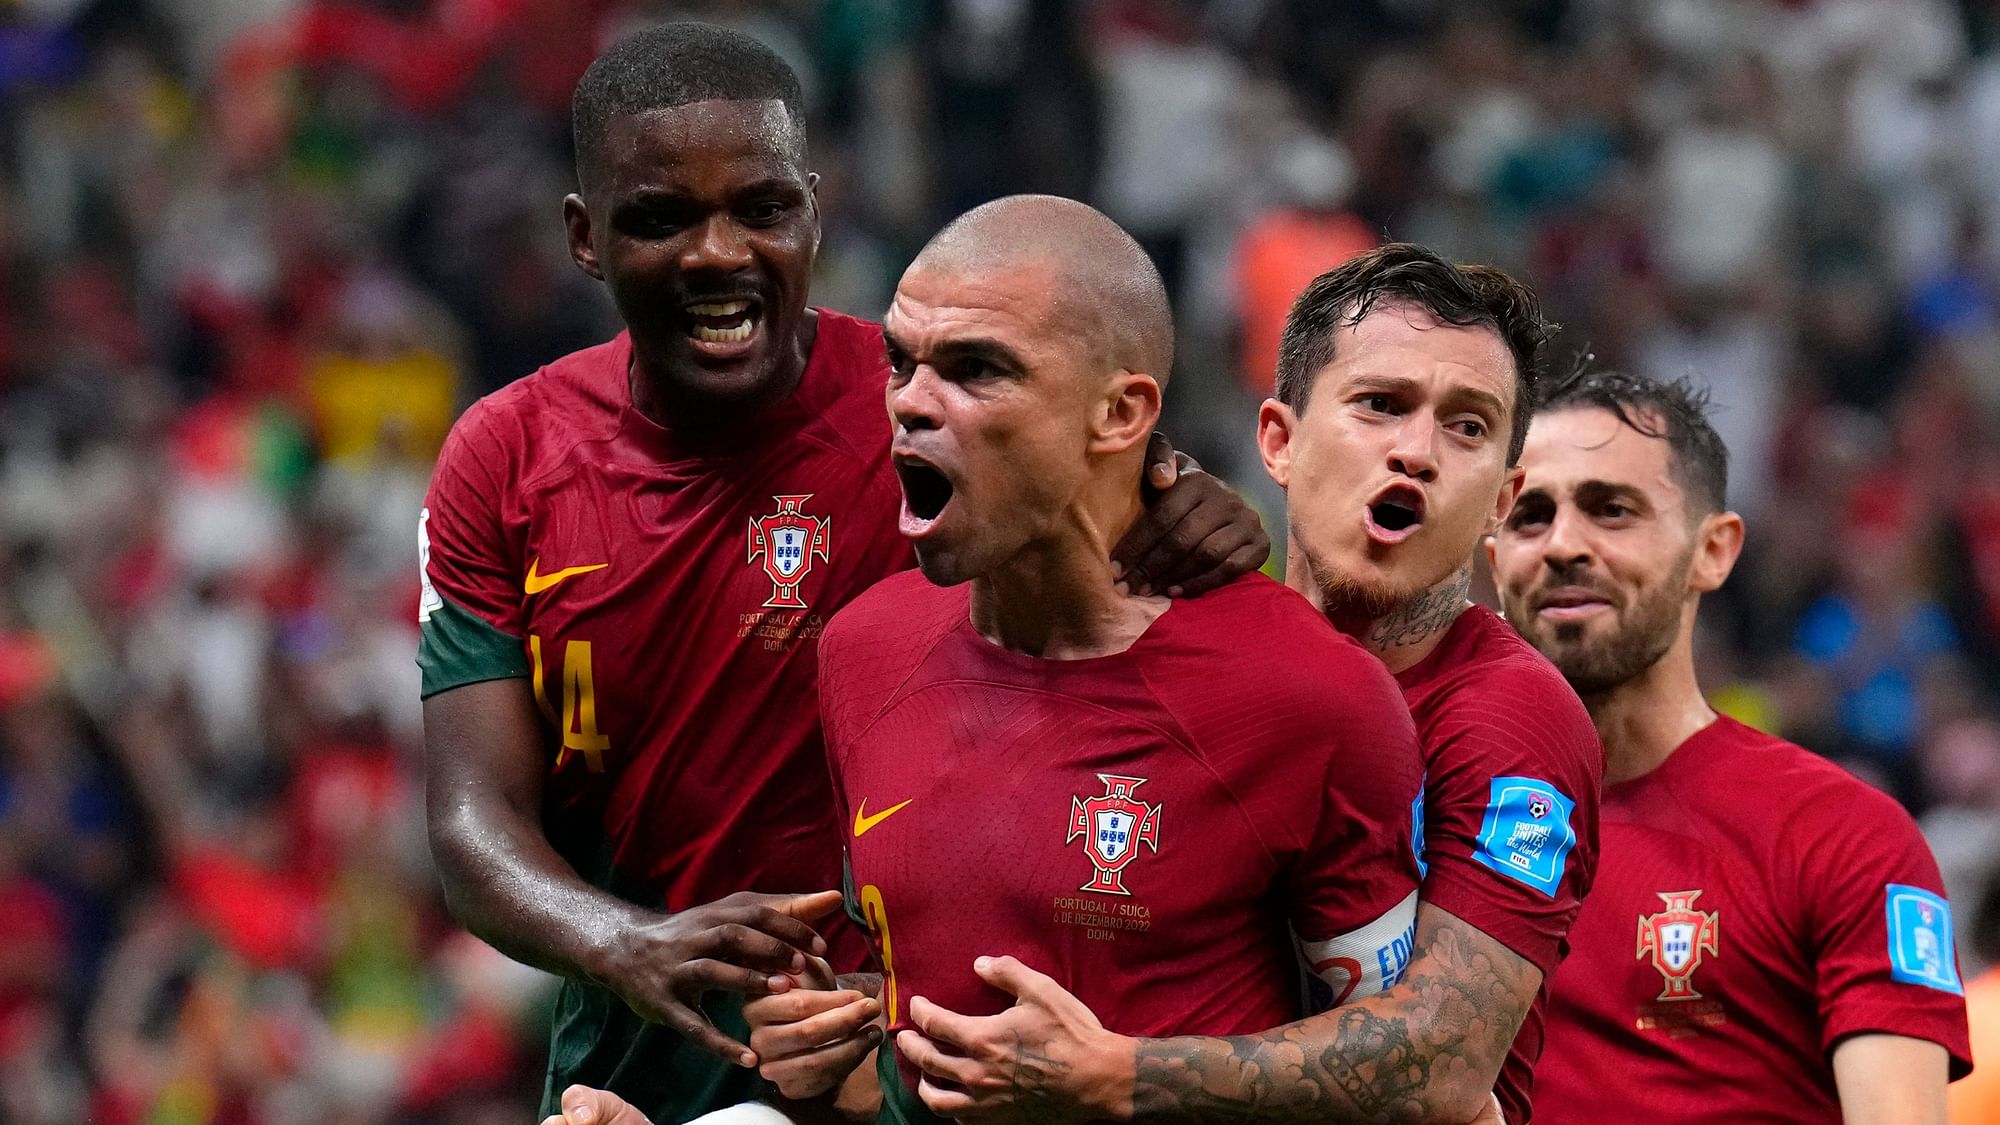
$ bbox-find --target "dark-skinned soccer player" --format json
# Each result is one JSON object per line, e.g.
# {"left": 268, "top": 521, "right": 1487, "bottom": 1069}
{"left": 417, "top": 25, "right": 1266, "bottom": 1125}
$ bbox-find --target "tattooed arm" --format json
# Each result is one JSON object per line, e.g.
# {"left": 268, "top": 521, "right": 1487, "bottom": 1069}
{"left": 1127, "top": 902, "right": 1536, "bottom": 1124}
{"left": 898, "top": 902, "right": 1535, "bottom": 1125}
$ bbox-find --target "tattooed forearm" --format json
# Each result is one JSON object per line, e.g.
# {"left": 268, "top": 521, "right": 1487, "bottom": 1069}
{"left": 1128, "top": 906, "right": 1537, "bottom": 1125}
{"left": 1370, "top": 567, "right": 1473, "bottom": 652}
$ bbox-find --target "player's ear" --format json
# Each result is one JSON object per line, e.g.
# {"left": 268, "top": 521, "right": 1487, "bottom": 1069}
{"left": 1689, "top": 509, "right": 1745, "bottom": 594}
{"left": 1487, "top": 465, "right": 1525, "bottom": 535}
{"left": 1090, "top": 371, "right": 1161, "bottom": 456}
{"left": 1257, "top": 399, "right": 1298, "bottom": 489}
{"left": 564, "top": 194, "right": 603, "bottom": 281}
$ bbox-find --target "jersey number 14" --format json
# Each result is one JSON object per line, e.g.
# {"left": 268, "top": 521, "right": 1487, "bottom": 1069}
{"left": 530, "top": 635, "right": 611, "bottom": 772}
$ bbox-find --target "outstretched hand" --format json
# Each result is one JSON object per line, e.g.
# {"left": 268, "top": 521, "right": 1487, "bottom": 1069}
{"left": 894, "top": 955, "right": 1131, "bottom": 1125}
{"left": 1115, "top": 432, "right": 1269, "bottom": 598}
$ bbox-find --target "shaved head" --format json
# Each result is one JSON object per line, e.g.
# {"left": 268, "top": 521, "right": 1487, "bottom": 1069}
{"left": 884, "top": 196, "right": 1175, "bottom": 589}
{"left": 912, "top": 195, "right": 1175, "bottom": 384}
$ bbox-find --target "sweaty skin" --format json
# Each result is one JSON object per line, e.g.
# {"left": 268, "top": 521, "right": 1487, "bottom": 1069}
{"left": 736, "top": 198, "right": 1360, "bottom": 1122}
{"left": 426, "top": 97, "right": 1268, "bottom": 1099}
{"left": 887, "top": 284, "right": 1569, "bottom": 1125}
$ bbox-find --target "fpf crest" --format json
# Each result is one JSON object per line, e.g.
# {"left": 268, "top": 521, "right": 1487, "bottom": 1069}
{"left": 1066, "top": 774, "right": 1162, "bottom": 896}
{"left": 1637, "top": 889, "right": 1721, "bottom": 1001}
{"left": 747, "top": 495, "right": 831, "bottom": 609}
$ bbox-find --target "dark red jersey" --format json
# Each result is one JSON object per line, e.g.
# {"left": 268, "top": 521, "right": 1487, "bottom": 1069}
{"left": 1395, "top": 605, "right": 1602, "bottom": 1124}
{"left": 417, "top": 310, "right": 910, "bottom": 1121}
{"left": 819, "top": 570, "right": 1426, "bottom": 1125}
{"left": 1535, "top": 716, "right": 1973, "bottom": 1124}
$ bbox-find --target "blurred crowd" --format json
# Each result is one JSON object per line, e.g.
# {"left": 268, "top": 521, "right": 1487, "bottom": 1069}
{"left": 2, "top": 0, "right": 2000, "bottom": 1120}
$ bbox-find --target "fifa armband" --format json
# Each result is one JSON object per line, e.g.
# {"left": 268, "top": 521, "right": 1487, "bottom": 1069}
{"left": 1296, "top": 889, "right": 1419, "bottom": 1009}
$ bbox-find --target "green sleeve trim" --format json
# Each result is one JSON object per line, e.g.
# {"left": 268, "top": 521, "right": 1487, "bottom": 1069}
{"left": 877, "top": 1034, "right": 948, "bottom": 1125}
{"left": 842, "top": 854, "right": 868, "bottom": 930}
{"left": 419, "top": 591, "right": 530, "bottom": 698}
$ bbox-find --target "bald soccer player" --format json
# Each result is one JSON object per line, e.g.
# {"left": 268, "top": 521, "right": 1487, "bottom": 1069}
{"left": 830, "top": 195, "right": 1428, "bottom": 1125}
{"left": 829, "top": 244, "right": 1599, "bottom": 1125}
{"left": 421, "top": 24, "right": 1266, "bottom": 1125}
{"left": 547, "top": 196, "right": 1429, "bottom": 1125}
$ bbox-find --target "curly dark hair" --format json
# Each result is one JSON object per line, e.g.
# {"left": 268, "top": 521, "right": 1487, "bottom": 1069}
{"left": 1537, "top": 362, "right": 1730, "bottom": 515}
{"left": 1274, "top": 243, "right": 1555, "bottom": 465}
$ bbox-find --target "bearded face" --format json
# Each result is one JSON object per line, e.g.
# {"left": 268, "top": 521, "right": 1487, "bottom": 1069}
{"left": 1491, "top": 406, "right": 1708, "bottom": 696}
{"left": 1512, "top": 546, "right": 1691, "bottom": 693}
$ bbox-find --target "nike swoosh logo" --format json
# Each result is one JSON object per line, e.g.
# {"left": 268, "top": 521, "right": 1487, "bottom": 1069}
{"left": 525, "top": 558, "right": 608, "bottom": 595}
{"left": 853, "top": 798, "right": 912, "bottom": 838}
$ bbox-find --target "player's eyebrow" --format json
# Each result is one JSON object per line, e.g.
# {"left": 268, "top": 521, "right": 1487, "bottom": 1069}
{"left": 880, "top": 330, "right": 1028, "bottom": 378}
{"left": 729, "top": 177, "right": 806, "bottom": 201}
{"left": 1347, "top": 372, "right": 1420, "bottom": 397}
{"left": 1442, "top": 385, "right": 1507, "bottom": 421}
{"left": 1504, "top": 485, "right": 1553, "bottom": 523}
{"left": 1348, "top": 372, "right": 1507, "bottom": 420}
{"left": 1573, "top": 479, "right": 1654, "bottom": 512}
{"left": 933, "top": 338, "right": 1027, "bottom": 375}
{"left": 617, "top": 187, "right": 693, "bottom": 207}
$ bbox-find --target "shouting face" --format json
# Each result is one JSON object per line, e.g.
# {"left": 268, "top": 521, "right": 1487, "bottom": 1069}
{"left": 883, "top": 256, "right": 1154, "bottom": 587}
{"left": 566, "top": 98, "right": 820, "bottom": 412}
{"left": 1261, "top": 301, "right": 1522, "bottom": 616}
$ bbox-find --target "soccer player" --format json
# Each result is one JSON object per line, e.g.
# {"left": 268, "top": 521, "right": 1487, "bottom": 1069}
{"left": 828, "top": 194, "right": 1425, "bottom": 1125}
{"left": 417, "top": 25, "right": 1264, "bottom": 1124}
{"left": 867, "top": 245, "right": 1601, "bottom": 1125}
{"left": 1489, "top": 368, "right": 1972, "bottom": 1122}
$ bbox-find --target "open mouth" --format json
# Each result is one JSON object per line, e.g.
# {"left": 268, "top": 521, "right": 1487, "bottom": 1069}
{"left": 1364, "top": 483, "right": 1426, "bottom": 544}
{"left": 895, "top": 457, "right": 956, "bottom": 533}
{"left": 682, "top": 297, "right": 763, "bottom": 349}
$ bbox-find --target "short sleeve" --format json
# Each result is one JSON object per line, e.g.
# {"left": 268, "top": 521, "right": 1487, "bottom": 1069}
{"left": 1796, "top": 789, "right": 1973, "bottom": 1077}
{"left": 1417, "top": 663, "right": 1602, "bottom": 977}
{"left": 417, "top": 404, "right": 531, "bottom": 697}
{"left": 1289, "top": 649, "right": 1426, "bottom": 1005}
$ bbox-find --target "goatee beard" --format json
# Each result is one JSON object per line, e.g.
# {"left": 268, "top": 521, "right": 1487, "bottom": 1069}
{"left": 1533, "top": 557, "right": 1689, "bottom": 695}
{"left": 1316, "top": 573, "right": 1411, "bottom": 621}
{"left": 1308, "top": 552, "right": 1470, "bottom": 652}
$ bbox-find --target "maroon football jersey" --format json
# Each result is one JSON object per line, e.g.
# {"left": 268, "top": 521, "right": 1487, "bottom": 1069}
{"left": 1534, "top": 716, "right": 1972, "bottom": 1124}
{"left": 420, "top": 310, "right": 911, "bottom": 1114}
{"left": 1395, "top": 605, "right": 1602, "bottom": 1124}
{"left": 420, "top": 309, "right": 909, "bottom": 915}
{"left": 820, "top": 570, "right": 1426, "bottom": 1117}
